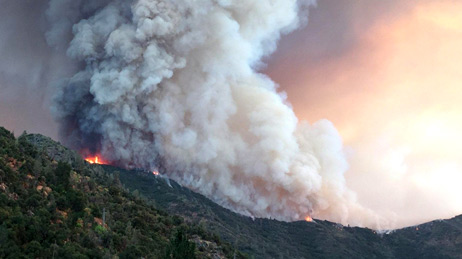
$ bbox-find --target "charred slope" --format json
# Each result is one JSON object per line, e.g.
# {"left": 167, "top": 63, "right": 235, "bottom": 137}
{"left": 25, "top": 132, "right": 462, "bottom": 259}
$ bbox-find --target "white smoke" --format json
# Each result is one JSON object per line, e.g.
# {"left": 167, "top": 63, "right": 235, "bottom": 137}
{"left": 48, "top": 0, "right": 382, "bottom": 227}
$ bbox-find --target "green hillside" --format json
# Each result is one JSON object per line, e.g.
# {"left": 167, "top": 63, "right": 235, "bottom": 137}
{"left": 0, "top": 127, "right": 247, "bottom": 259}
{"left": 21, "top": 131, "right": 462, "bottom": 259}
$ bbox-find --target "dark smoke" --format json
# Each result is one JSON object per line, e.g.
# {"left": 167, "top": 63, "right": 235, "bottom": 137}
{"left": 2, "top": 0, "right": 385, "bottom": 228}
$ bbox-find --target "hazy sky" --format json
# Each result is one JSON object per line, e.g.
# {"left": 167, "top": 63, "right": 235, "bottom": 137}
{"left": 267, "top": 0, "right": 462, "bottom": 227}
{"left": 0, "top": 0, "right": 70, "bottom": 139}
{"left": 1, "top": 0, "right": 461, "bottom": 228}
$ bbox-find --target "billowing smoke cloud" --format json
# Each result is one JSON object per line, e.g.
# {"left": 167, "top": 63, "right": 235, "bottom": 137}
{"left": 44, "top": 0, "right": 380, "bottom": 226}
{"left": 3, "top": 0, "right": 461, "bottom": 230}
{"left": 267, "top": 0, "right": 462, "bottom": 228}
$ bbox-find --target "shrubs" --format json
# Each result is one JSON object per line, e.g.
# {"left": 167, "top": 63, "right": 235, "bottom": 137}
{"left": 0, "top": 127, "right": 239, "bottom": 258}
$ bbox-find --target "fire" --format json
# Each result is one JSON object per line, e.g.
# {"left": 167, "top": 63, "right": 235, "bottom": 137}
{"left": 152, "top": 171, "right": 160, "bottom": 176}
{"left": 305, "top": 216, "right": 313, "bottom": 222}
{"left": 85, "top": 155, "right": 107, "bottom": 165}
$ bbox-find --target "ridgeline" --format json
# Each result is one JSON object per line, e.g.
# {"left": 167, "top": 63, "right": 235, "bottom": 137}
{"left": 1, "top": 127, "right": 461, "bottom": 258}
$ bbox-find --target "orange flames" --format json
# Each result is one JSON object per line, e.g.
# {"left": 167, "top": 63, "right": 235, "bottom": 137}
{"left": 305, "top": 216, "right": 313, "bottom": 222}
{"left": 85, "top": 155, "right": 107, "bottom": 165}
{"left": 152, "top": 171, "right": 160, "bottom": 176}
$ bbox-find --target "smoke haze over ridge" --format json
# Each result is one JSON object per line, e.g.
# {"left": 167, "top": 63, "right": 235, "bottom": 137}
{"left": 45, "top": 0, "right": 382, "bottom": 227}
{"left": 267, "top": 0, "right": 462, "bottom": 228}
{"left": 1, "top": 0, "right": 461, "bottom": 230}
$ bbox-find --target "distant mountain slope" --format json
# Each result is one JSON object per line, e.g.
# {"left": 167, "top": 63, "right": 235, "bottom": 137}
{"left": 25, "top": 132, "right": 462, "bottom": 259}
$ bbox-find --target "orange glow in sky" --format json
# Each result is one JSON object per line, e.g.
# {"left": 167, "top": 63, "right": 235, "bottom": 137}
{"left": 271, "top": 0, "right": 462, "bottom": 227}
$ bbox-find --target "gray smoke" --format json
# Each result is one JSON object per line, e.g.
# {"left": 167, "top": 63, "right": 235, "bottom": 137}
{"left": 0, "top": 0, "right": 77, "bottom": 139}
{"left": 46, "top": 0, "right": 381, "bottom": 226}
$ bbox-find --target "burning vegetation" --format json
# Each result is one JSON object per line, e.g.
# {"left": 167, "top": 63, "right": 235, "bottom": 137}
{"left": 84, "top": 155, "right": 108, "bottom": 165}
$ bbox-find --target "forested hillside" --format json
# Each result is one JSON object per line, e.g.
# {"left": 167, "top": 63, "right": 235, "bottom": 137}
{"left": 0, "top": 127, "right": 247, "bottom": 258}
{"left": 9, "top": 129, "right": 462, "bottom": 259}
{"left": 99, "top": 164, "right": 462, "bottom": 259}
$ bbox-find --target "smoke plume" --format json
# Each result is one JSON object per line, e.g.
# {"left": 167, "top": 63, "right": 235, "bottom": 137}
{"left": 267, "top": 0, "right": 462, "bottom": 228}
{"left": 42, "top": 0, "right": 381, "bottom": 226}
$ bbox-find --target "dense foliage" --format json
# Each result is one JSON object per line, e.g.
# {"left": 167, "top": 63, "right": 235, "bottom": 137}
{"left": 0, "top": 128, "right": 246, "bottom": 258}
{"left": 18, "top": 130, "right": 462, "bottom": 259}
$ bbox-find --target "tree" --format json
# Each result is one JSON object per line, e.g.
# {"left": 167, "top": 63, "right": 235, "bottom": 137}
{"left": 33, "top": 158, "right": 42, "bottom": 187}
{"left": 55, "top": 162, "right": 71, "bottom": 189}
{"left": 25, "top": 240, "right": 42, "bottom": 258}
{"left": 165, "top": 228, "right": 196, "bottom": 259}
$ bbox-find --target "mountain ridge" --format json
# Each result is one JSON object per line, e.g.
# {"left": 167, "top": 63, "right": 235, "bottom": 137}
{"left": 23, "top": 131, "right": 462, "bottom": 258}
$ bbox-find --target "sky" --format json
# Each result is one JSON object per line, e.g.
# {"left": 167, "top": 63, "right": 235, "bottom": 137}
{"left": 0, "top": 0, "right": 68, "bottom": 140}
{"left": 0, "top": 0, "right": 461, "bottom": 228}
{"left": 266, "top": 0, "right": 462, "bottom": 227}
